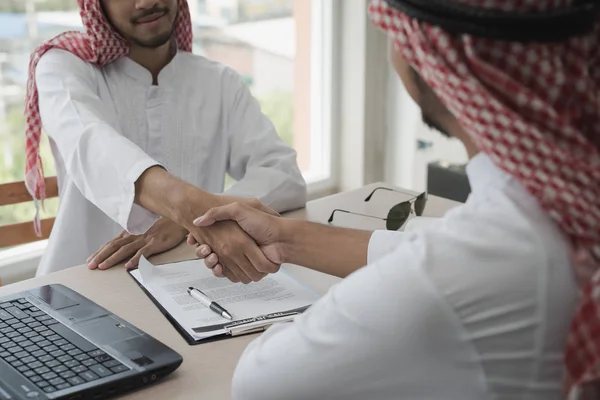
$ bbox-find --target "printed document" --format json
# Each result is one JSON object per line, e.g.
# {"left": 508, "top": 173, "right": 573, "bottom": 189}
{"left": 129, "top": 257, "right": 319, "bottom": 341}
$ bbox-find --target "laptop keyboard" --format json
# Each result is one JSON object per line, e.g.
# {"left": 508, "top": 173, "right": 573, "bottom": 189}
{"left": 0, "top": 298, "right": 130, "bottom": 394}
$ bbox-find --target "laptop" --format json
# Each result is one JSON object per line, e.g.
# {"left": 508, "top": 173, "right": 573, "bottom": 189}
{"left": 0, "top": 284, "right": 183, "bottom": 400}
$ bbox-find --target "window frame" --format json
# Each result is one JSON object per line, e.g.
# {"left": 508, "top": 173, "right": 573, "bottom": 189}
{"left": 334, "top": 0, "right": 389, "bottom": 192}
{"left": 303, "top": 0, "right": 338, "bottom": 197}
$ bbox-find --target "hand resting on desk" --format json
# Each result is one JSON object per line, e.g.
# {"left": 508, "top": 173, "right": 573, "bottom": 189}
{"left": 87, "top": 217, "right": 188, "bottom": 270}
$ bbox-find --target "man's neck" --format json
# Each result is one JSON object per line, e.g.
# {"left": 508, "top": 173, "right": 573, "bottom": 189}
{"left": 128, "top": 41, "right": 174, "bottom": 85}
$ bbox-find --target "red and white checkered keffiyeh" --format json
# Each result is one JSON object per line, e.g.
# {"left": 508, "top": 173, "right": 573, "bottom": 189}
{"left": 369, "top": 0, "right": 600, "bottom": 398}
{"left": 24, "top": 0, "right": 192, "bottom": 234}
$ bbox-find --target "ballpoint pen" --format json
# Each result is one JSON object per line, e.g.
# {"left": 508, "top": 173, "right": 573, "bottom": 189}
{"left": 187, "top": 287, "right": 233, "bottom": 320}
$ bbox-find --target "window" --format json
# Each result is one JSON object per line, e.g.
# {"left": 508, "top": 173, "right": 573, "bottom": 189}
{"left": 0, "top": 0, "right": 335, "bottom": 245}
{"left": 0, "top": 0, "right": 67, "bottom": 230}
{"left": 193, "top": 0, "right": 334, "bottom": 186}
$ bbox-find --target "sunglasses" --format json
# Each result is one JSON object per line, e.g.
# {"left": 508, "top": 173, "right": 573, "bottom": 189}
{"left": 328, "top": 188, "right": 428, "bottom": 231}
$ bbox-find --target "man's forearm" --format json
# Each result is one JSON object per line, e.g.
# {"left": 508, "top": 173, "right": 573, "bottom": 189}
{"left": 280, "top": 219, "right": 373, "bottom": 278}
{"left": 134, "top": 166, "right": 221, "bottom": 230}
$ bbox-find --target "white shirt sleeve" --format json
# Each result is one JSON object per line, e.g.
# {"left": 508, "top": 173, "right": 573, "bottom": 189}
{"left": 222, "top": 70, "right": 307, "bottom": 213}
{"left": 232, "top": 234, "right": 486, "bottom": 400}
{"left": 35, "top": 49, "right": 160, "bottom": 234}
{"left": 367, "top": 230, "right": 407, "bottom": 264}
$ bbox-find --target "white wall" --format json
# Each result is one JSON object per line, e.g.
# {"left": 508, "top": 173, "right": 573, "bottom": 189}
{"left": 187, "top": 0, "right": 199, "bottom": 22}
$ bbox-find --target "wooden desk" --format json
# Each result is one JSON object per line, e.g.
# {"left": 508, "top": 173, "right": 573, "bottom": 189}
{"left": 0, "top": 183, "right": 459, "bottom": 400}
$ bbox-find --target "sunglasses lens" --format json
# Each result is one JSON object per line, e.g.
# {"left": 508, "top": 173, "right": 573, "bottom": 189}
{"left": 386, "top": 202, "right": 411, "bottom": 230}
{"left": 414, "top": 192, "right": 427, "bottom": 216}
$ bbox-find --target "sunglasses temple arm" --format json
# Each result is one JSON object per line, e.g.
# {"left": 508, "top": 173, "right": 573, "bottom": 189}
{"left": 328, "top": 209, "right": 387, "bottom": 224}
{"left": 364, "top": 187, "right": 396, "bottom": 202}
{"left": 365, "top": 187, "right": 423, "bottom": 202}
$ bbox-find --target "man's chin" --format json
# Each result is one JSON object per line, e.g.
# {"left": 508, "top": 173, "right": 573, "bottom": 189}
{"left": 131, "top": 32, "right": 173, "bottom": 49}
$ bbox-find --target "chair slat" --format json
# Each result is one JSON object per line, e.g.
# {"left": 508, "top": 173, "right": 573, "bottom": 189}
{"left": 0, "top": 177, "right": 58, "bottom": 206}
{"left": 0, "top": 218, "right": 55, "bottom": 248}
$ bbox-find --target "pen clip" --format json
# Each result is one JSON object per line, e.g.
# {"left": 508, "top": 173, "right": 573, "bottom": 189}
{"left": 224, "top": 311, "right": 300, "bottom": 336}
{"left": 225, "top": 326, "right": 269, "bottom": 337}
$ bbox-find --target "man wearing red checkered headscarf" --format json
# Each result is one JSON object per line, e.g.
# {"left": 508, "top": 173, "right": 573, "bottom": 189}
{"left": 183, "top": 1, "right": 600, "bottom": 399}
{"left": 367, "top": 0, "right": 600, "bottom": 398}
{"left": 27, "top": 0, "right": 306, "bottom": 278}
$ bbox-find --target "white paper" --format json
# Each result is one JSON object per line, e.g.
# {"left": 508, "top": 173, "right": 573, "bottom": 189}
{"left": 130, "top": 257, "right": 319, "bottom": 341}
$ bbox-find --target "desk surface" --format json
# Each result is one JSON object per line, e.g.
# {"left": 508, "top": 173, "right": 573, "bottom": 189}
{"left": 0, "top": 183, "right": 459, "bottom": 400}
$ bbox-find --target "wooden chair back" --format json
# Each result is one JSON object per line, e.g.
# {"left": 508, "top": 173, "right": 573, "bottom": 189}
{"left": 0, "top": 177, "right": 58, "bottom": 248}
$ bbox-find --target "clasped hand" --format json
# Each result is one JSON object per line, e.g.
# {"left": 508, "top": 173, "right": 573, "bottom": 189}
{"left": 186, "top": 198, "right": 283, "bottom": 284}
{"left": 190, "top": 202, "right": 285, "bottom": 282}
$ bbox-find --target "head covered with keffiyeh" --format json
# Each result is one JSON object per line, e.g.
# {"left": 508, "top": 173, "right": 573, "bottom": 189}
{"left": 24, "top": 0, "right": 192, "bottom": 234}
{"left": 369, "top": 0, "right": 600, "bottom": 398}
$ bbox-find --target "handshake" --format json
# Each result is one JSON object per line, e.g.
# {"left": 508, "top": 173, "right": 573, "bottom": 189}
{"left": 88, "top": 193, "right": 289, "bottom": 285}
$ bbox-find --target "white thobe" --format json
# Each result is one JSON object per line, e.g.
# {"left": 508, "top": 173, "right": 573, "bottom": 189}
{"left": 34, "top": 49, "right": 306, "bottom": 276}
{"left": 232, "top": 154, "right": 579, "bottom": 400}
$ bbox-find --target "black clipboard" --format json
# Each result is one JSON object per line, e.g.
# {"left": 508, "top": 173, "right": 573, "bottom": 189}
{"left": 127, "top": 267, "right": 310, "bottom": 346}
